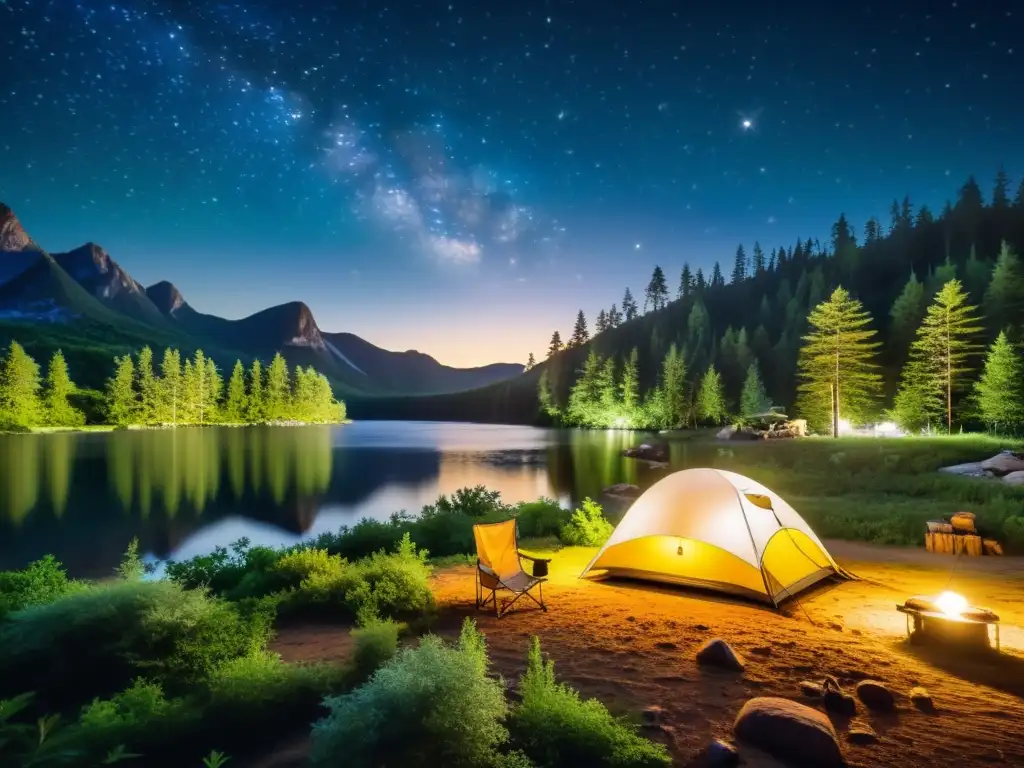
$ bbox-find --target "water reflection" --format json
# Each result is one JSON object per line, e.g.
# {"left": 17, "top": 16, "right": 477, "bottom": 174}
{"left": 0, "top": 422, "right": 662, "bottom": 577}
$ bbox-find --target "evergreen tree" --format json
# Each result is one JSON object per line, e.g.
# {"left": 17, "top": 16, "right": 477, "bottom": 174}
{"left": 984, "top": 241, "right": 1024, "bottom": 336}
{"left": 973, "top": 331, "right": 1024, "bottom": 433}
{"left": 901, "top": 279, "right": 983, "bottom": 433}
{"left": 644, "top": 266, "right": 669, "bottom": 311}
{"left": 620, "top": 347, "right": 640, "bottom": 414}
{"left": 711, "top": 261, "right": 725, "bottom": 288}
{"left": 181, "top": 358, "right": 199, "bottom": 424}
{"left": 191, "top": 350, "right": 210, "bottom": 425}
{"left": 889, "top": 270, "right": 926, "bottom": 358}
{"left": 595, "top": 309, "right": 609, "bottom": 334}
{"left": 568, "top": 310, "right": 589, "bottom": 347}
{"left": 796, "top": 287, "right": 882, "bottom": 437}
{"left": 159, "top": 348, "right": 182, "bottom": 426}
{"left": 105, "top": 354, "right": 137, "bottom": 427}
{"left": 547, "top": 331, "right": 563, "bottom": 358}
{"left": 135, "top": 346, "right": 158, "bottom": 425}
{"left": 740, "top": 361, "right": 772, "bottom": 419}
{"left": 566, "top": 349, "right": 603, "bottom": 425}
{"left": 43, "top": 350, "right": 84, "bottom": 427}
{"left": 993, "top": 166, "right": 1011, "bottom": 209}
{"left": 731, "top": 244, "right": 747, "bottom": 283}
{"left": 621, "top": 288, "right": 638, "bottom": 321}
{"left": 696, "top": 366, "right": 727, "bottom": 425}
{"left": 224, "top": 360, "right": 247, "bottom": 422}
{"left": 525, "top": 353, "right": 536, "bottom": 371}
{"left": 537, "top": 369, "right": 557, "bottom": 418}
{"left": 204, "top": 356, "right": 222, "bottom": 424}
{"left": 247, "top": 359, "right": 265, "bottom": 422}
{"left": 0, "top": 341, "right": 42, "bottom": 428}
{"left": 597, "top": 357, "right": 617, "bottom": 411}
{"left": 751, "top": 242, "right": 765, "bottom": 274}
{"left": 660, "top": 344, "right": 687, "bottom": 427}
{"left": 694, "top": 268, "right": 706, "bottom": 292}
{"left": 963, "top": 244, "right": 991, "bottom": 305}
{"left": 926, "top": 257, "right": 957, "bottom": 298}
{"left": 607, "top": 304, "right": 622, "bottom": 327}
{"left": 863, "top": 217, "right": 882, "bottom": 244}
{"left": 265, "top": 352, "right": 291, "bottom": 421}
{"left": 678, "top": 263, "right": 693, "bottom": 300}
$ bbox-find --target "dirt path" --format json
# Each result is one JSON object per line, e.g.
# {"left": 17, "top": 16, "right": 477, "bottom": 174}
{"left": 269, "top": 541, "right": 1024, "bottom": 767}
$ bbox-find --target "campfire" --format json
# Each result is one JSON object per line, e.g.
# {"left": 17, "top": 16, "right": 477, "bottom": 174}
{"left": 897, "top": 591, "right": 1001, "bottom": 651}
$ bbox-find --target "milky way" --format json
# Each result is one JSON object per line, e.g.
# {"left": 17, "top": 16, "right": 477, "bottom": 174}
{"left": 1, "top": 0, "right": 1022, "bottom": 365}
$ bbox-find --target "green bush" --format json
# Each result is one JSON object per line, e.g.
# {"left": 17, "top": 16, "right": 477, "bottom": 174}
{"left": 510, "top": 637, "right": 670, "bottom": 768}
{"left": 513, "top": 499, "right": 570, "bottom": 538}
{"left": 559, "top": 498, "right": 614, "bottom": 547}
{"left": 348, "top": 619, "right": 403, "bottom": 685}
{"left": 336, "top": 535, "right": 434, "bottom": 623}
{"left": 0, "top": 580, "right": 273, "bottom": 712}
{"left": 0, "top": 555, "right": 85, "bottom": 621}
{"left": 165, "top": 538, "right": 284, "bottom": 598}
{"left": 309, "top": 618, "right": 509, "bottom": 768}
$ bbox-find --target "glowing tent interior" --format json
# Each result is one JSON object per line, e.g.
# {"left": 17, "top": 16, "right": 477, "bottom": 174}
{"left": 580, "top": 468, "right": 847, "bottom": 605}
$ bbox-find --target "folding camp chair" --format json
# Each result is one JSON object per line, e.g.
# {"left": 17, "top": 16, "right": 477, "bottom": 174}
{"left": 473, "top": 519, "right": 550, "bottom": 618}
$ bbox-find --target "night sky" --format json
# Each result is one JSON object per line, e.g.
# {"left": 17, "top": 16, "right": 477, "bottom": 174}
{"left": 1, "top": 1, "right": 1021, "bottom": 367}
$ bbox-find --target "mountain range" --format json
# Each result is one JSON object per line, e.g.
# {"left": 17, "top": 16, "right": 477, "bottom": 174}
{"left": 0, "top": 203, "right": 522, "bottom": 396}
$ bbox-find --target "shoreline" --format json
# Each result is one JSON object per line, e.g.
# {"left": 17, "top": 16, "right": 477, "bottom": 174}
{"left": 3, "top": 419, "right": 352, "bottom": 436}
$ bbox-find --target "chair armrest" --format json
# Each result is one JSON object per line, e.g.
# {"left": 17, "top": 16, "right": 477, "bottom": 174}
{"left": 518, "top": 552, "right": 550, "bottom": 578}
{"left": 517, "top": 552, "right": 551, "bottom": 563}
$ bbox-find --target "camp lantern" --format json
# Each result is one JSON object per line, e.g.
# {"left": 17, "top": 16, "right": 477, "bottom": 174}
{"left": 581, "top": 468, "right": 848, "bottom": 606}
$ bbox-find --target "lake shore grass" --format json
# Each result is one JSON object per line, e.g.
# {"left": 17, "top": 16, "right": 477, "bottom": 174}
{"left": 4, "top": 418, "right": 353, "bottom": 435}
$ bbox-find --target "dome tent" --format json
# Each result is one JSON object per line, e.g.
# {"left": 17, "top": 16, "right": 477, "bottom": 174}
{"left": 581, "top": 468, "right": 845, "bottom": 606}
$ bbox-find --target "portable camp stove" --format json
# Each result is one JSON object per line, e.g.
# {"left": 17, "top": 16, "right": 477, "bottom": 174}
{"left": 896, "top": 592, "right": 1000, "bottom": 651}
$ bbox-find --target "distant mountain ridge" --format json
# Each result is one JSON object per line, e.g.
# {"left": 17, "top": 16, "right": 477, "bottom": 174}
{"left": 0, "top": 202, "right": 523, "bottom": 396}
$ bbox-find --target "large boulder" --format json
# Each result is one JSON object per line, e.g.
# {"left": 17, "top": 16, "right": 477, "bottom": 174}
{"left": 1003, "top": 471, "right": 1024, "bottom": 486}
{"left": 733, "top": 697, "right": 844, "bottom": 767}
{"left": 938, "top": 462, "right": 987, "bottom": 477}
{"left": 980, "top": 451, "right": 1024, "bottom": 476}
{"left": 622, "top": 443, "right": 669, "bottom": 462}
{"left": 716, "top": 425, "right": 737, "bottom": 440}
{"left": 696, "top": 638, "right": 745, "bottom": 672}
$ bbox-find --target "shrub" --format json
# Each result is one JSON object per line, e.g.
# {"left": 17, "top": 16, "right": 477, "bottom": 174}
{"left": 348, "top": 619, "right": 403, "bottom": 685}
{"left": 513, "top": 499, "right": 570, "bottom": 538}
{"left": 115, "top": 538, "right": 148, "bottom": 582}
{"left": 0, "top": 580, "right": 273, "bottom": 711}
{"left": 0, "top": 555, "right": 85, "bottom": 620}
{"left": 309, "top": 618, "right": 508, "bottom": 768}
{"left": 425, "top": 486, "right": 509, "bottom": 518}
{"left": 165, "top": 538, "right": 284, "bottom": 598}
{"left": 335, "top": 534, "right": 434, "bottom": 622}
{"left": 272, "top": 548, "right": 349, "bottom": 613}
{"left": 509, "top": 637, "right": 670, "bottom": 768}
{"left": 559, "top": 498, "right": 614, "bottom": 547}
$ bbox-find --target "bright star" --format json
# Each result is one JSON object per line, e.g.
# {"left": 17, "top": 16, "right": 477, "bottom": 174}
{"left": 634, "top": 243, "right": 641, "bottom": 250}
{"left": 741, "top": 119, "right": 753, "bottom": 130}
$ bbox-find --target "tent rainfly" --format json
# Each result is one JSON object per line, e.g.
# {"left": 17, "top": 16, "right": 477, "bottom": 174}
{"left": 581, "top": 468, "right": 846, "bottom": 605}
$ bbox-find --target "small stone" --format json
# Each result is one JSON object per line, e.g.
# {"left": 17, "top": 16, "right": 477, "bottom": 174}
{"left": 626, "top": 616, "right": 636, "bottom": 622}
{"left": 697, "top": 638, "right": 745, "bottom": 672}
{"left": 856, "top": 680, "right": 895, "bottom": 712}
{"left": 695, "top": 624, "right": 710, "bottom": 631}
{"left": 642, "top": 705, "right": 664, "bottom": 727}
{"left": 751, "top": 645, "right": 772, "bottom": 656}
{"left": 822, "top": 675, "right": 841, "bottom": 692}
{"left": 655, "top": 641, "right": 678, "bottom": 650}
{"left": 910, "top": 686, "right": 935, "bottom": 713}
{"left": 734, "top": 697, "right": 844, "bottom": 768}
{"left": 828, "top": 622, "right": 843, "bottom": 632}
{"left": 799, "top": 680, "right": 824, "bottom": 697}
{"left": 705, "top": 738, "right": 740, "bottom": 767}
{"left": 847, "top": 724, "right": 879, "bottom": 745}
{"left": 823, "top": 689, "right": 857, "bottom": 716}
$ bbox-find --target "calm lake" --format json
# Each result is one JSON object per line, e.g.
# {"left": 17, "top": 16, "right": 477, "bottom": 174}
{"left": 0, "top": 421, "right": 683, "bottom": 578}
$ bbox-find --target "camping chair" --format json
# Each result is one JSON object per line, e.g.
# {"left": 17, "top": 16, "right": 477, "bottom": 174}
{"left": 473, "top": 519, "right": 550, "bottom": 618}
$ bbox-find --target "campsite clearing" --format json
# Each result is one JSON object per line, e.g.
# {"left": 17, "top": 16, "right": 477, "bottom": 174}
{"left": 271, "top": 542, "right": 1024, "bottom": 768}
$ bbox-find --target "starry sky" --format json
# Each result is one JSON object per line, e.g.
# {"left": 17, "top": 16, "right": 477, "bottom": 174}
{"left": 1, "top": 0, "right": 1021, "bottom": 367}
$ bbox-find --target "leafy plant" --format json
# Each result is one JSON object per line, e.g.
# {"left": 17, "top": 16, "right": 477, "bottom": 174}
{"left": 0, "top": 556, "right": 85, "bottom": 621}
{"left": 202, "top": 751, "right": 230, "bottom": 768}
{"left": 559, "top": 498, "right": 613, "bottom": 547}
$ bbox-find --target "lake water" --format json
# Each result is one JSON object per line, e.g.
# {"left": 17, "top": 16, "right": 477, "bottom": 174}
{"left": 0, "top": 421, "right": 680, "bottom": 578}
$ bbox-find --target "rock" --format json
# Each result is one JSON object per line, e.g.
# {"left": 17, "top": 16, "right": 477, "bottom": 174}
{"left": 655, "top": 641, "right": 678, "bottom": 650}
{"left": 938, "top": 461, "right": 988, "bottom": 477}
{"left": 1003, "top": 470, "right": 1024, "bottom": 486}
{"left": 716, "top": 425, "right": 737, "bottom": 440}
{"left": 856, "top": 680, "right": 895, "bottom": 712}
{"left": 751, "top": 645, "right": 772, "bottom": 657}
{"left": 847, "top": 724, "right": 879, "bottom": 745}
{"left": 642, "top": 705, "right": 664, "bottom": 726}
{"left": 733, "top": 697, "right": 844, "bottom": 768}
{"left": 695, "top": 624, "right": 709, "bottom": 631}
{"left": 697, "top": 638, "right": 745, "bottom": 672}
{"left": 910, "top": 686, "right": 935, "bottom": 713}
{"left": 828, "top": 622, "right": 844, "bottom": 632}
{"left": 704, "top": 738, "right": 740, "bottom": 767}
{"left": 622, "top": 442, "right": 669, "bottom": 462}
{"left": 981, "top": 451, "right": 1024, "bottom": 476}
{"left": 823, "top": 689, "right": 857, "bottom": 716}
{"left": 799, "top": 680, "right": 824, "bottom": 697}
{"left": 822, "top": 675, "right": 841, "bottom": 692}
{"left": 602, "top": 482, "right": 642, "bottom": 499}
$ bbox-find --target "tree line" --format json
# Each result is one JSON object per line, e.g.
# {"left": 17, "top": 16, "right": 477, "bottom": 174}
{"left": 527, "top": 168, "right": 1024, "bottom": 435}
{"left": 0, "top": 341, "right": 346, "bottom": 430}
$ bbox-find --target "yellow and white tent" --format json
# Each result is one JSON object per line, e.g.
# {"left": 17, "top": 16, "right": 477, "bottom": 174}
{"left": 581, "top": 468, "right": 843, "bottom": 605}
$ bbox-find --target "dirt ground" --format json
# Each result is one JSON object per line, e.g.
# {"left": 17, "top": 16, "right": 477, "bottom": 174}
{"left": 267, "top": 541, "right": 1024, "bottom": 768}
